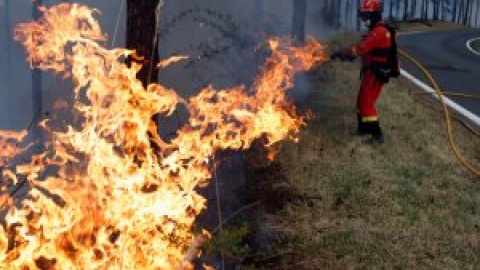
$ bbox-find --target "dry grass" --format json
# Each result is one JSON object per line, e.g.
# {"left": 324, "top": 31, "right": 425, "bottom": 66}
{"left": 395, "top": 21, "right": 465, "bottom": 32}
{"left": 246, "top": 36, "right": 480, "bottom": 269}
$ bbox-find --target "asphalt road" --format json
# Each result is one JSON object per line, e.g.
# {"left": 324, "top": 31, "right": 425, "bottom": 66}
{"left": 398, "top": 28, "right": 480, "bottom": 117}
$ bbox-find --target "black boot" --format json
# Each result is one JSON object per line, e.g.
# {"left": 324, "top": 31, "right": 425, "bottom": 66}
{"left": 354, "top": 113, "right": 369, "bottom": 136}
{"left": 363, "top": 121, "right": 384, "bottom": 145}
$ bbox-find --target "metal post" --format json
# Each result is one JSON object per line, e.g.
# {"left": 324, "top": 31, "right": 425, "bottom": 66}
{"left": 32, "top": 0, "right": 43, "bottom": 150}
{"left": 292, "top": 0, "right": 306, "bottom": 45}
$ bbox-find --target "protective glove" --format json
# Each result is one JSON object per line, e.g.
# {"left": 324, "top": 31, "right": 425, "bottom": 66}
{"left": 329, "top": 51, "right": 344, "bottom": 61}
{"left": 329, "top": 48, "right": 356, "bottom": 62}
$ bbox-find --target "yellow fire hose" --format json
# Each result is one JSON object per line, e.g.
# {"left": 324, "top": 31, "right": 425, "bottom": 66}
{"left": 413, "top": 91, "right": 480, "bottom": 101}
{"left": 398, "top": 49, "right": 480, "bottom": 177}
{"left": 410, "top": 94, "right": 480, "bottom": 137}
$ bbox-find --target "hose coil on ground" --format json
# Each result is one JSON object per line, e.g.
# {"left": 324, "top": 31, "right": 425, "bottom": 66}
{"left": 399, "top": 49, "right": 480, "bottom": 177}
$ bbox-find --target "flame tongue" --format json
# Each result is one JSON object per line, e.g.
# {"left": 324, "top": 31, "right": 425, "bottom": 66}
{"left": 0, "top": 130, "right": 28, "bottom": 168}
{"left": 2, "top": 3, "right": 327, "bottom": 270}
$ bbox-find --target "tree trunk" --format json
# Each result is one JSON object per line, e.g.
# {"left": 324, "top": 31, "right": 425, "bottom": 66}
{"left": 389, "top": 0, "right": 394, "bottom": 20}
{"left": 475, "top": 0, "right": 479, "bottom": 26}
{"left": 396, "top": 0, "right": 401, "bottom": 19}
{"left": 404, "top": 0, "right": 409, "bottom": 21}
{"left": 452, "top": 0, "right": 458, "bottom": 22}
{"left": 126, "top": 0, "right": 162, "bottom": 153}
{"left": 420, "top": 0, "right": 424, "bottom": 19}
{"left": 323, "top": 0, "right": 328, "bottom": 14}
{"left": 439, "top": 0, "right": 444, "bottom": 21}
{"left": 331, "top": 0, "right": 337, "bottom": 28}
{"left": 469, "top": 0, "right": 473, "bottom": 24}
{"left": 336, "top": 0, "right": 341, "bottom": 28}
{"left": 126, "top": 0, "right": 161, "bottom": 87}
{"left": 32, "top": 4, "right": 43, "bottom": 115}
{"left": 32, "top": 0, "right": 43, "bottom": 147}
{"left": 411, "top": 0, "right": 417, "bottom": 19}
{"left": 4, "top": 0, "right": 11, "bottom": 85}
{"left": 292, "top": 0, "right": 307, "bottom": 45}
{"left": 426, "top": 0, "right": 430, "bottom": 19}
{"left": 357, "top": 0, "right": 361, "bottom": 30}
{"left": 458, "top": 0, "right": 464, "bottom": 23}
{"left": 464, "top": 0, "right": 472, "bottom": 25}
{"left": 422, "top": 0, "right": 428, "bottom": 20}
{"left": 344, "top": 0, "right": 350, "bottom": 30}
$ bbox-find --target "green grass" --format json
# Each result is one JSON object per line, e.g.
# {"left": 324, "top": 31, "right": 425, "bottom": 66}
{"left": 244, "top": 33, "right": 480, "bottom": 269}
{"left": 204, "top": 223, "right": 251, "bottom": 264}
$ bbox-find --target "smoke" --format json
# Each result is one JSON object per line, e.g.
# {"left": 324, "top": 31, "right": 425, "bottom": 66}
{"left": 0, "top": 0, "right": 339, "bottom": 133}
{"left": 0, "top": 0, "right": 126, "bottom": 131}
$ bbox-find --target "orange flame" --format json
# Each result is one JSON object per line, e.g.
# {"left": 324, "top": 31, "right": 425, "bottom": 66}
{"left": 2, "top": 3, "right": 327, "bottom": 269}
{"left": 157, "top": 56, "right": 189, "bottom": 69}
{"left": 0, "top": 130, "right": 28, "bottom": 168}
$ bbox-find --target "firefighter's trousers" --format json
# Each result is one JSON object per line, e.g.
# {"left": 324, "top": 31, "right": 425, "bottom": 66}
{"left": 356, "top": 69, "right": 384, "bottom": 136}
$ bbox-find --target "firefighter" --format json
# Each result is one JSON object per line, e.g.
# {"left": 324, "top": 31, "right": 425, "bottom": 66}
{"left": 330, "top": 0, "right": 399, "bottom": 144}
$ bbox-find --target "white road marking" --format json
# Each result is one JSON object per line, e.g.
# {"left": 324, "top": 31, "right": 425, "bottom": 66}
{"left": 466, "top": 37, "right": 480, "bottom": 56}
{"left": 400, "top": 69, "right": 480, "bottom": 127}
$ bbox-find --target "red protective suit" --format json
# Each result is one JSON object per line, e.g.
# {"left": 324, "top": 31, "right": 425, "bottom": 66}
{"left": 351, "top": 20, "right": 392, "bottom": 124}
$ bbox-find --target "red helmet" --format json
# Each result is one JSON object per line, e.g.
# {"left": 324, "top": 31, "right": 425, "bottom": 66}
{"left": 360, "top": 0, "right": 383, "bottom": 12}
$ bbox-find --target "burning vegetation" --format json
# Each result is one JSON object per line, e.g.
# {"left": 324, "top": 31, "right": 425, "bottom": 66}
{"left": 0, "top": 3, "right": 326, "bottom": 270}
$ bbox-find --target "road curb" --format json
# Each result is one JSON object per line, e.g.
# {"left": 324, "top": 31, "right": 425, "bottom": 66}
{"left": 466, "top": 37, "right": 480, "bottom": 56}
{"left": 400, "top": 69, "right": 480, "bottom": 127}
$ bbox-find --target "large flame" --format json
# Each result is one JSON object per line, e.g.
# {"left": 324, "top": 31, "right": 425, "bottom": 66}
{"left": 0, "top": 130, "right": 28, "bottom": 168}
{"left": 1, "top": 3, "right": 327, "bottom": 270}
